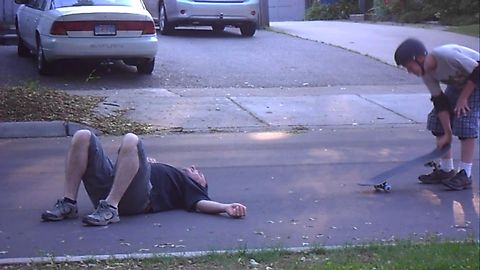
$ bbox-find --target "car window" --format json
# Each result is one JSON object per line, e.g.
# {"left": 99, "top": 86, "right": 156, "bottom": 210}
{"left": 51, "top": 0, "right": 143, "bottom": 8}
{"left": 26, "top": 0, "right": 39, "bottom": 8}
{"left": 26, "top": 0, "right": 47, "bottom": 9}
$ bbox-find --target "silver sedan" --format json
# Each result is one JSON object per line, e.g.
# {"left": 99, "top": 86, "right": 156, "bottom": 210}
{"left": 15, "top": 0, "right": 158, "bottom": 75}
{"left": 144, "top": 0, "right": 259, "bottom": 37}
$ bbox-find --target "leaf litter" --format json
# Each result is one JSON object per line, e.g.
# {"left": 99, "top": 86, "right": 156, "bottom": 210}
{"left": 0, "top": 85, "right": 153, "bottom": 135}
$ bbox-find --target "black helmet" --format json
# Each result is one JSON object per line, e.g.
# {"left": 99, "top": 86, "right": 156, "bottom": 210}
{"left": 394, "top": 38, "right": 427, "bottom": 66}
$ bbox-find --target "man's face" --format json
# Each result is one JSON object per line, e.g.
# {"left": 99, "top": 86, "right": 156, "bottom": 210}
{"left": 403, "top": 59, "right": 423, "bottom": 76}
{"left": 184, "top": 165, "right": 207, "bottom": 187}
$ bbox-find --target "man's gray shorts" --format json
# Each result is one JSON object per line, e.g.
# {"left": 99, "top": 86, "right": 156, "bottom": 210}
{"left": 82, "top": 134, "right": 151, "bottom": 215}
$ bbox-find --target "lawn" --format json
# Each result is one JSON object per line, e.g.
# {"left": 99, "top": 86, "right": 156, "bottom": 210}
{"left": 1, "top": 240, "right": 478, "bottom": 269}
{"left": 446, "top": 24, "right": 480, "bottom": 37}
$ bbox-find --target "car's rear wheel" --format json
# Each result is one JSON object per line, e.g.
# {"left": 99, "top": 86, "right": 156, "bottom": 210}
{"left": 240, "top": 22, "right": 256, "bottom": 37}
{"left": 137, "top": 59, "right": 155, "bottom": 74}
{"left": 36, "top": 39, "right": 54, "bottom": 75}
{"left": 17, "top": 36, "right": 30, "bottom": 57}
{"left": 212, "top": 25, "right": 225, "bottom": 33}
{"left": 159, "top": 3, "right": 173, "bottom": 35}
{"left": 16, "top": 21, "right": 30, "bottom": 57}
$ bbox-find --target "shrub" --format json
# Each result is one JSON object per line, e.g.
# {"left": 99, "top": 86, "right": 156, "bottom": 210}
{"left": 305, "top": 0, "right": 357, "bottom": 21}
{"left": 422, "top": 0, "right": 479, "bottom": 25}
{"left": 379, "top": 0, "right": 479, "bottom": 25}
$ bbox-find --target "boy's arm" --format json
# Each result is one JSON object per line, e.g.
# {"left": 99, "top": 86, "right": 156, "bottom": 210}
{"left": 436, "top": 110, "right": 453, "bottom": 149}
{"left": 454, "top": 80, "right": 475, "bottom": 117}
{"left": 455, "top": 63, "right": 478, "bottom": 116}
{"left": 195, "top": 200, "right": 247, "bottom": 218}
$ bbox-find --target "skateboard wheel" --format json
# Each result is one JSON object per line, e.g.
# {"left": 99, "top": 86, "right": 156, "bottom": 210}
{"left": 384, "top": 184, "right": 392, "bottom": 191}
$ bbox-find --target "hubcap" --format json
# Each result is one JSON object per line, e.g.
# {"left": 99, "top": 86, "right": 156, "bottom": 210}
{"left": 160, "top": 6, "right": 165, "bottom": 31}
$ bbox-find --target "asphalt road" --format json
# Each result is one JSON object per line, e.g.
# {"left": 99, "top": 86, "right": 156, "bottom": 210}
{"left": 1, "top": 127, "right": 478, "bottom": 261}
{"left": 0, "top": 28, "right": 419, "bottom": 90}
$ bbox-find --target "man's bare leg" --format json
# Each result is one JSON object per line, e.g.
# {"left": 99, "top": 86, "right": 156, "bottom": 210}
{"left": 41, "top": 130, "right": 91, "bottom": 221}
{"left": 104, "top": 133, "right": 140, "bottom": 208}
{"left": 64, "top": 130, "right": 91, "bottom": 200}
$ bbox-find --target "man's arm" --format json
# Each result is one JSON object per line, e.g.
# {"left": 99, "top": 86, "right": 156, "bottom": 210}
{"left": 195, "top": 200, "right": 247, "bottom": 218}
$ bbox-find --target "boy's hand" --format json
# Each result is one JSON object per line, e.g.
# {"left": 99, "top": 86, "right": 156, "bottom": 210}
{"left": 225, "top": 203, "right": 247, "bottom": 218}
{"left": 454, "top": 97, "right": 470, "bottom": 117}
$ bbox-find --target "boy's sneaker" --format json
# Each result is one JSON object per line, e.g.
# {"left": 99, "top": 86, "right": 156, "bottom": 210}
{"left": 442, "top": 170, "right": 472, "bottom": 191}
{"left": 41, "top": 198, "right": 78, "bottom": 221}
{"left": 82, "top": 200, "right": 120, "bottom": 226}
{"left": 418, "top": 169, "right": 455, "bottom": 184}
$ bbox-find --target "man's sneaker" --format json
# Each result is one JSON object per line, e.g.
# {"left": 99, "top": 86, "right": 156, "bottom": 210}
{"left": 442, "top": 170, "right": 472, "bottom": 191}
{"left": 418, "top": 169, "right": 455, "bottom": 184}
{"left": 41, "top": 198, "right": 78, "bottom": 221}
{"left": 82, "top": 200, "right": 120, "bottom": 226}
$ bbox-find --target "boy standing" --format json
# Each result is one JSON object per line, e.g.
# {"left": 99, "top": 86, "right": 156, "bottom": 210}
{"left": 394, "top": 38, "right": 479, "bottom": 190}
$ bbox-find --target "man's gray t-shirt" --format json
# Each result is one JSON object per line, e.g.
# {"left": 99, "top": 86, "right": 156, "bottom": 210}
{"left": 422, "top": 44, "right": 479, "bottom": 96}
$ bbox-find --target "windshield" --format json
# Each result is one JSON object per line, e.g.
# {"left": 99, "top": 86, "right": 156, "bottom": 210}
{"left": 52, "top": 0, "right": 143, "bottom": 8}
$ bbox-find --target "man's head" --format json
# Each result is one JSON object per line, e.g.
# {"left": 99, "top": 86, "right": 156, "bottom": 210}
{"left": 394, "top": 38, "right": 428, "bottom": 76}
{"left": 184, "top": 165, "right": 207, "bottom": 187}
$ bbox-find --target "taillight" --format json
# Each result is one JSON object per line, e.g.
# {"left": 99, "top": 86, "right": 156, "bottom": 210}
{"left": 50, "top": 21, "right": 67, "bottom": 35}
{"left": 50, "top": 20, "right": 156, "bottom": 35}
{"left": 141, "top": 21, "right": 156, "bottom": 35}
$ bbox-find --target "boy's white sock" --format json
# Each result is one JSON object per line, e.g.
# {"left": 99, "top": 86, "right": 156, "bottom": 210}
{"left": 440, "top": 158, "right": 454, "bottom": 172}
{"left": 458, "top": 162, "right": 472, "bottom": 178}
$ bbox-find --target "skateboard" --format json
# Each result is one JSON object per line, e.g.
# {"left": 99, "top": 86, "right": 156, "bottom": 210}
{"left": 358, "top": 144, "right": 451, "bottom": 192}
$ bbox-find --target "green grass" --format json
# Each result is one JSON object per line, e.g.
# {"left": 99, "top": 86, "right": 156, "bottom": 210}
{"left": 446, "top": 24, "right": 480, "bottom": 37}
{"left": 2, "top": 240, "right": 479, "bottom": 269}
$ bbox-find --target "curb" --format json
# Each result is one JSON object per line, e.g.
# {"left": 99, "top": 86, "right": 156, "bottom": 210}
{"left": 0, "top": 121, "right": 100, "bottom": 138}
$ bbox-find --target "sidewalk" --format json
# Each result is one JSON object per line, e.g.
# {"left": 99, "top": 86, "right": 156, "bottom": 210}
{"left": 270, "top": 21, "right": 480, "bottom": 66}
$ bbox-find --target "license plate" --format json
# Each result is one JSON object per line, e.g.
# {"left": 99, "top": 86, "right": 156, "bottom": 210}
{"left": 94, "top": 24, "right": 116, "bottom": 36}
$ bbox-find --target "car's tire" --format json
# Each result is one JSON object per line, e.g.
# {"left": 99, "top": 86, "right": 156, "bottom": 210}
{"left": 159, "top": 3, "right": 173, "bottom": 35}
{"left": 212, "top": 25, "right": 225, "bottom": 33}
{"left": 17, "top": 36, "right": 30, "bottom": 57}
{"left": 137, "top": 59, "right": 155, "bottom": 74}
{"left": 240, "top": 22, "right": 256, "bottom": 37}
{"left": 36, "top": 39, "right": 54, "bottom": 75}
{"left": 16, "top": 20, "right": 30, "bottom": 57}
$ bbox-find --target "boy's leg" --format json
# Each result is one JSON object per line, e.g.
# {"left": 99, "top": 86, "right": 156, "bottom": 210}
{"left": 443, "top": 86, "right": 479, "bottom": 190}
{"left": 421, "top": 112, "right": 455, "bottom": 184}
{"left": 83, "top": 133, "right": 151, "bottom": 225}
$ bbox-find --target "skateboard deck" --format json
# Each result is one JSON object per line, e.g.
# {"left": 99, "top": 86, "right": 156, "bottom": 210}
{"left": 358, "top": 144, "right": 451, "bottom": 191}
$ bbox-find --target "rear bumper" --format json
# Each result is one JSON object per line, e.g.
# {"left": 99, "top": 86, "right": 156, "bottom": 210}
{"left": 167, "top": 0, "right": 259, "bottom": 26}
{"left": 40, "top": 35, "right": 158, "bottom": 61}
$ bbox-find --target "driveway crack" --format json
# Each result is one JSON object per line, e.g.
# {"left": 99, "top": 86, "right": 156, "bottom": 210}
{"left": 227, "top": 97, "right": 270, "bottom": 127}
{"left": 356, "top": 94, "right": 419, "bottom": 123}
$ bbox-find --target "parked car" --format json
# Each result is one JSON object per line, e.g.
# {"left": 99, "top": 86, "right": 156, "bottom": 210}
{"left": 14, "top": 0, "right": 158, "bottom": 75}
{"left": 144, "top": 0, "right": 259, "bottom": 37}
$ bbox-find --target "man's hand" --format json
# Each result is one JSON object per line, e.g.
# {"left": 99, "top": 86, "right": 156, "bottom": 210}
{"left": 196, "top": 200, "right": 247, "bottom": 218}
{"left": 225, "top": 203, "right": 247, "bottom": 218}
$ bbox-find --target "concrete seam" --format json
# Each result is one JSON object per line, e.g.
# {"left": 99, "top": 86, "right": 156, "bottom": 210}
{"left": 226, "top": 96, "right": 270, "bottom": 127}
{"left": 356, "top": 94, "right": 419, "bottom": 123}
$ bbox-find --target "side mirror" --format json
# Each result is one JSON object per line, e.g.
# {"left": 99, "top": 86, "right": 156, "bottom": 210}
{"left": 15, "top": 0, "right": 29, "bottom": 4}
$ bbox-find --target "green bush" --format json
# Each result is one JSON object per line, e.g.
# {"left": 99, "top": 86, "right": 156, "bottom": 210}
{"left": 305, "top": 0, "right": 357, "bottom": 21}
{"left": 379, "top": 0, "right": 479, "bottom": 25}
